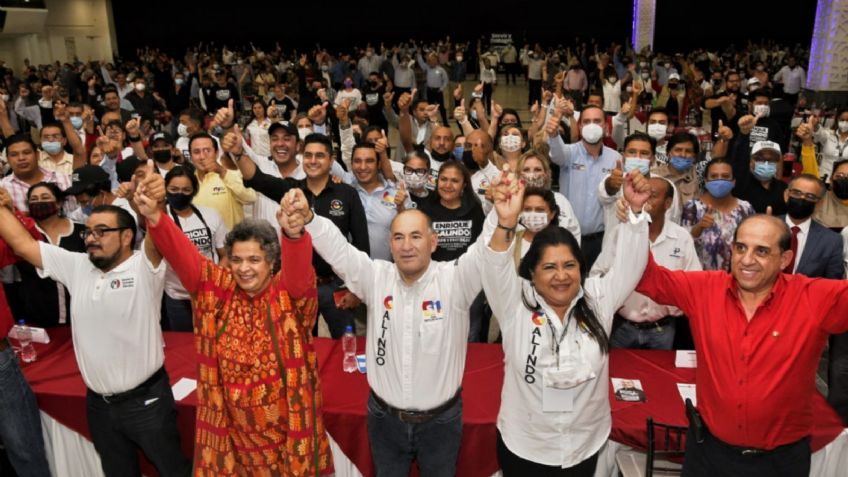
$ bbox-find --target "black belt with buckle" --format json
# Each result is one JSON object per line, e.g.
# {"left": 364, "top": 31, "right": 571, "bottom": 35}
{"left": 370, "top": 389, "right": 461, "bottom": 424}
{"left": 627, "top": 316, "right": 674, "bottom": 330}
{"left": 88, "top": 367, "right": 166, "bottom": 405}
{"left": 721, "top": 436, "right": 808, "bottom": 457}
{"left": 0, "top": 337, "right": 11, "bottom": 352}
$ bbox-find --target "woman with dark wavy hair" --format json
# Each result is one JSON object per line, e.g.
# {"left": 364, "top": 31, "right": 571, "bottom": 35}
{"left": 481, "top": 166, "right": 651, "bottom": 476}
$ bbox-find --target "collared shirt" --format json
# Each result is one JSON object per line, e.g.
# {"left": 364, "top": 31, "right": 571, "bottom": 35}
{"left": 38, "top": 245, "right": 166, "bottom": 395}
{"left": 652, "top": 163, "right": 700, "bottom": 215}
{"left": 548, "top": 136, "right": 621, "bottom": 235}
{"left": 416, "top": 54, "right": 448, "bottom": 90}
{"left": 481, "top": 212, "right": 649, "bottom": 467}
{"left": 591, "top": 220, "right": 702, "bottom": 322}
{"left": 246, "top": 117, "right": 272, "bottom": 157}
{"left": 305, "top": 215, "right": 483, "bottom": 410}
{"left": 39, "top": 150, "right": 74, "bottom": 176}
{"left": 471, "top": 161, "right": 501, "bottom": 215}
{"left": 244, "top": 169, "right": 370, "bottom": 278}
{"left": 812, "top": 128, "right": 848, "bottom": 179}
{"left": 775, "top": 66, "right": 806, "bottom": 94}
{"left": 0, "top": 168, "right": 76, "bottom": 215}
{"left": 636, "top": 257, "right": 848, "bottom": 449}
{"left": 352, "top": 178, "right": 412, "bottom": 261}
{"left": 785, "top": 216, "right": 812, "bottom": 272}
{"left": 193, "top": 169, "right": 256, "bottom": 230}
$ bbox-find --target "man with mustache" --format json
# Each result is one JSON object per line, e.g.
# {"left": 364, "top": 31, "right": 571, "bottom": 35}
{"left": 0, "top": 159, "right": 190, "bottom": 477}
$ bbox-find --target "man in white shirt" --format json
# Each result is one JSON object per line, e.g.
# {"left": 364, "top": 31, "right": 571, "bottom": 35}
{"left": 283, "top": 187, "right": 484, "bottom": 477}
{"left": 591, "top": 176, "right": 702, "bottom": 349}
{"left": 0, "top": 167, "right": 190, "bottom": 477}
{"left": 773, "top": 56, "right": 806, "bottom": 106}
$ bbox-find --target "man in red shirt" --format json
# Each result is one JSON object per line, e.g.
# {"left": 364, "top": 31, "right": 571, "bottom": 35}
{"left": 635, "top": 213, "right": 848, "bottom": 476}
{"left": 0, "top": 188, "right": 50, "bottom": 476}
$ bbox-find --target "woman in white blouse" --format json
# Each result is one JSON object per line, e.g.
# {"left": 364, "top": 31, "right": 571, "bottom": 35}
{"left": 245, "top": 99, "right": 272, "bottom": 157}
{"left": 482, "top": 166, "right": 650, "bottom": 476}
{"left": 812, "top": 108, "right": 848, "bottom": 180}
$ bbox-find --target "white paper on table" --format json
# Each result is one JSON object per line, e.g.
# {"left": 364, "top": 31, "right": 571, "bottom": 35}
{"left": 675, "top": 350, "right": 697, "bottom": 368}
{"left": 171, "top": 378, "right": 197, "bottom": 401}
{"left": 677, "top": 383, "right": 696, "bottom": 407}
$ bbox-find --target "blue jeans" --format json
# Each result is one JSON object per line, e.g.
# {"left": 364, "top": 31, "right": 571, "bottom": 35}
{"left": 317, "top": 277, "right": 356, "bottom": 339}
{"left": 163, "top": 294, "right": 193, "bottom": 332}
{"left": 0, "top": 344, "right": 50, "bottom": 477}
{"left": 610, "top": 317, "right": 676, "bottom": 350}
{"left": 86, "top": 369, "right": 190, "bottom": 477}
{"left": 367, "top": 394, "right": 463, "bottom": 477}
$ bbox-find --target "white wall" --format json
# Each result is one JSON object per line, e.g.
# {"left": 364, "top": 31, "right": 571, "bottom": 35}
{"left": 0, "top": 0, "right": 116, "bottom": 70}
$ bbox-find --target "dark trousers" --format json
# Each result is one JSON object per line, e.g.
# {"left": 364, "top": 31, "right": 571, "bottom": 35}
{"left": 482, "top": 83, "right": 493, "bottom": 113}
{"left": 828, "top": 332, "right": 848, "bottom": 425}
{"left": 528, "top": 79, "right": 542, "bottom": 106}
{"left": 86, "top": 369, "right": 190, "bottom": 477}
{"left": 610, "top": 315, "right": 677, "bottom": 350}
{"left": 682, "top": 422, "right": 810, "bottom": 477}
{"left": 580, "top": 231, "right": 605, "bottom": 271}
{"left": 0, "top": 345, "right": 50, "bottom": 477}
{"left": 497, "top": 430, "right": 598, "bottom": 477}
{"left": 316, "top": 277, "right": 356, "bottom": 339}
{"left": 426, "top": 87, "right": 449, "bottom": 124}
{"left": 163, "top": 294, "right": 193, "bottom": 332}
{"left": 504, "top": 62, "right": 519, "bottom": 85}
{"left": 367, "top": 394, "right": 463, "bottom": 477}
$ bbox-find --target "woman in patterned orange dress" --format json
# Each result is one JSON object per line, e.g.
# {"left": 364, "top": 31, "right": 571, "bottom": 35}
{"left": 137, "top": 176, "right": 333, "bottom": 476}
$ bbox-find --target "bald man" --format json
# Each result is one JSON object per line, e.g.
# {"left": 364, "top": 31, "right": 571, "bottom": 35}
{"left": 635, "top": 214, "right": 848, "bottom": 476}
{"left": 464, "top": 129, "right": 500, "bottom": 214}
{"left": 288, "top": 187, "right": 486, "bottom": 477}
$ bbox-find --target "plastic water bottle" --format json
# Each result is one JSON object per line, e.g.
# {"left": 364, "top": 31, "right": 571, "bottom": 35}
{"left": 17, "top": 320, "right": 37, "bottom": 363}
{"left": 342, "top": 325, "right": 357, "bottom": 373}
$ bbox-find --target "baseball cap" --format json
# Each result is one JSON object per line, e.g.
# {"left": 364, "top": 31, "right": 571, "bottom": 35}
{"left": 751, "top": 140, "right": 781, "bottom": 157}
{"left": 668, "top": 73, "right": 681, "bottom": 81}
{"left": 150, "top": 131, "right": 174, "bottom": 146}
{"left": 65, "top": 165, "right": 110, "bottom": 195}
{"left": 268, "top": 121, "right": 299, "bottom": 138}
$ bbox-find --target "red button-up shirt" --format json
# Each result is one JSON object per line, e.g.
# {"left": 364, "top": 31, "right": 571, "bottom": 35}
{"left": 636, "top": 254, "right": 848, "bottom": 450}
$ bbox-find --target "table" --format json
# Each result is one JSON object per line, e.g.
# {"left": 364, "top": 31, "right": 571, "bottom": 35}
{"left": 23, "top": 329, "right": 848, "bottom": 476}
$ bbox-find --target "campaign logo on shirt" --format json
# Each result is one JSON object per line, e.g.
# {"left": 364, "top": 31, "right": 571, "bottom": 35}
{"left": 215, "top": 89, "right": 231, "bottom": 101}
{"left": 531, "top": 311, "right": 546, "bottom": 326}
{"left": 571, "top": 163, "right": 586, "bottom": 171}
{"left": 110, "top": 277, "right": 135, "bottom": 289}
{"left": 670, "top": 247, "right": 682, "bottom": 259}
{"left": 422, "top": 300, "right": 443, "bottom": 322}
{"left": 384, "top": 296, "right": 393, "bottom": 310}
{"left": 211, "top": 186, "right": 226, "bottom": 195}
{"left": 381, "top": 191, "right": 396, "bottom": 207}
{"left": 329, "top": 199, "right": 346, "bottom": 217}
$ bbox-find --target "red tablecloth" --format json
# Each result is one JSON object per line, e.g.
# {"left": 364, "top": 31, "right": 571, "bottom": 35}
{"left": 22, "top": 330, "right": 845, "bottom": 477}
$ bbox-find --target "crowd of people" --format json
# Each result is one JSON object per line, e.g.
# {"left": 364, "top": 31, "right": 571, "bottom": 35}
{"left": 0, "top": 33, "right": 846, "bottom": 477}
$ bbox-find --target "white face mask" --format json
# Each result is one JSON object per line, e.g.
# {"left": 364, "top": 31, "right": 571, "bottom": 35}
{"left": 0, "top": 94, "right": 8, "bottom": 102}
{"left": 581, "top": 123, "right": 603, "bottom": 144}
{"left": 500, "top": 134, "right": 522, "bottom": 153}
{"left": 38, "top": 98, "right": 52, "bottom": 108}
{"left": 403, "top": 172, "right": 427, "bottom": 190}
{"left": 177, "top": 123, "right": 189, "bottom": 137}
{"left": 135, "top": 83, "right": 146, "bottom": 92}
{"left": 839, "top": 121, "right": 848, "bottom": 133}
{"left": 298, "top": 127, "right": 312, "bottom": 140}
{"left": 522, "top": 172, "right": 547, "bottom": 188}
{"left": 753, "top": 104, "right": 770, "bottom": 117}
{"left": 520, "top": 211, "right": 550, "bottom": 233}
{"left": 647, "top": 123, "right": 667, "bottom": 140}
{"left": 624, "top": 156, "right": 651, "bottom": 176}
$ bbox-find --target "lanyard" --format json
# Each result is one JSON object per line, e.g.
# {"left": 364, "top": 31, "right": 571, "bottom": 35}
{"left": 545, "top": 307, "right": 576, "bottom": 370}
{"left": 836, "top": 136, "right": 848, "bottom": 158}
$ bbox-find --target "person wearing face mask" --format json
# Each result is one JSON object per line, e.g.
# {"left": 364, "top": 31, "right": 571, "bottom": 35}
{"left": 508, "top": 187, "right": 561, "bottom": 263}
{"left": 385, "top": 91, "right": 434, "bottom": 163}
{"left": 416, "top": 49, "right": 450, "bottom": 124}
{"left": 495, "top": 125, "right": 527, "bottom": 173}
{"left": 161, "top": 166, "right": 228, "bottom": 331}
{"left": 124, "top": 78, "right": 159, "bottom": 124}
{"left": 812, "top": 108, "right": 848, "bottom": 180}
{"left": 67, "top": 165, "right": 138, "bottom": 225}
{"left": 592, "top": 177, "right": 701, "bottom": 350}
{"left": 15, "top": 182, "right": 85, "bottom": 328}
{"left": 358, "top": 45, "right": 386, "bottom": 79}
{"left": 547, "top": 105, "right": 622, "bottom": 268}
{"left": 167, "top": 71, "right": 191, "bottom": 118}
{"left": 517, "top": 151, "right": 581, "bottom": 240}
{"left": 739, "top": 89, "right": 787, "bottom": 153}
{"left": 652, "top": 132, "right": 702, "bottom": 213}
{"left": 362, "top": 72, "right": 388, "bottom": 132}
{"left": 38, "top": 121, "right": 83, "bottom": 176}
{"left": 682, "top": 159, "right": 754, "bottom": 271}
{"left": 601, "top": 72, "right": 622, "bottom": 115}
{"left": 334, "top": 75, "right": 363, "bottom": 112}
{"left": 813, "top": 159, "right": 848, "bottom": 229}
{"left": 175, "top": 108, "right": 205, "bottom": 160}
{"left": 390, "top": 51, "right": 415, "bottom": 110}
{"left": 400, "top": 149, "right": 432, "bottom": 204}
{"left": 728, "top": 139, "right": 788, "bottom": 215}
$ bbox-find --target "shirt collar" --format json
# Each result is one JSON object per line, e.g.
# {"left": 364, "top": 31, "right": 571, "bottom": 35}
{"left": 88, "top": 250, "right": 138, "bottom": 275}
{"left": 652, "top": 220, "right": 678, "bottom": 245}
{"left": 726, "top": 271, "right": 785, "bottom": 308}
{"left": 784, "top": 215, "right": 812, "bottom": 234}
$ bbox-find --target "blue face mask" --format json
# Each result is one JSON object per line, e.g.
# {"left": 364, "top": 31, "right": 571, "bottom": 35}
{"left": 42, "top": 141, "right": 63, "bottom": 155}
{"left": 624, "top": 157, "right": 651, "bottom": 176}
{"left": 453, "top": 145, "right": 464, "bottom": 162}
{"left": 81, "top": 205, "right": 94, "bottom": 217}
{"left": 669, "top": 156, "right": 694, "bottom": 172}
{"left": 70, "top": 116, "right": 84, "bottom": 130}
{"left": 705, "top": 179, "right": 734, "bottom": 198}
{"left": 752, "top": 161, "right": 776, "bottom": 182}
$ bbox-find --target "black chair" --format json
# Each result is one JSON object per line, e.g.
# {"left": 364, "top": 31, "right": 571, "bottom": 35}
{"left": 645, "top": 416, "right": 686, "bottom": 476}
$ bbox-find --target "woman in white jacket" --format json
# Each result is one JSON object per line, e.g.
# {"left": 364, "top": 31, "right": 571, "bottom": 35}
{"left": 482, "top": 165, "right": 651, "bottom": 476}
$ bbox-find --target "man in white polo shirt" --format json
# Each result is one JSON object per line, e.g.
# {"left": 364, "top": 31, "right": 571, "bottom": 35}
{"left": 0, "top": 164, "right": 190, "bottom": 476}
{"left": 281, "top": 187, "right": 484, "bottom": 477}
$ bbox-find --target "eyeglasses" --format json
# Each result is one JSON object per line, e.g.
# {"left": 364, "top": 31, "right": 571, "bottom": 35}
{"left": 787, "top": 189, "right": 820, "bottom": 202}
{"left": 80, "top": 227, "right": 129, "bottom": 240}
{"left": 403, "top": 167, "right": 428, "bottom": 175}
